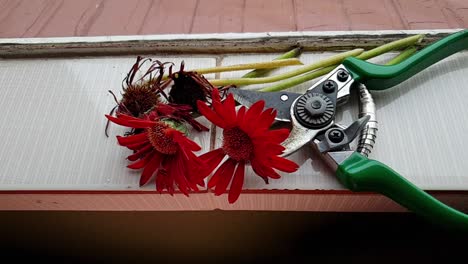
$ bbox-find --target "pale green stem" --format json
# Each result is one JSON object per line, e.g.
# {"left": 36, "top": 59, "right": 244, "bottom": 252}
{"left": 194, "top": 58, "right": 303, "bottom": 74}
{"left": 158, "top": 58, "right": 303, "bottom": 81}
{"left": 356, "top": 34, "right": 423, "bottom": 60}
{"left": 212, "top": 34, "right": 423, "bottom": 88}
{"left": 210, "top": 49, "right": 364, "bottom": 86}
{"left": 384, "top": 46, "right": 418, "bottom": 65}
{"left": 258, "top": 65, "right": 336, "bottom": 92}
{"left": 242, "top": 47, "right": 303, "bottom": 78}
{"left": 258, "top": 37, "right": 423, "bottom": 92}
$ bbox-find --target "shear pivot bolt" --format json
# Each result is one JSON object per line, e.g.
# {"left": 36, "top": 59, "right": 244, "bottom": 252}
{"left": 311, "top": 100, "right": 322, "bottom": 109}
{"left": 294, "top": 93, "right": 334, "bottom": 128}
{"left": 337, "top": 70, "right": 349, "bottom": 82}
{"left": 322, "top": 80, "right": 337, "bottom": 93}
{"left": 306, "top": 97, "right": 326, "bottom": 117}
{"left": 328, "top": 129, "right": 344, "bottom": 143}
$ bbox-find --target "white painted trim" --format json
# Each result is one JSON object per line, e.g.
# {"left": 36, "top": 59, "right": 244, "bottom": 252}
{"left": 0, "top": 29, "right": 462, "bottom": 45}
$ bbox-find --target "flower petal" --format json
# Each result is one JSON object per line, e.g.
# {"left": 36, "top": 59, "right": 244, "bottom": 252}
{"left": 197, "top": 100, "right": 226, "bottom": 128}
{"left": 182, "top": 151, "right": 205, "bottom": 186}
{"left": 161, "top": 159, "right": 175, "bottom": 195}
{"left": 126, "top": 140, "right": 150, "bottom": 151}
{"left": 196, "top": 179, "right": 206, "bottom": 187}
{"left": 166, "top": 172, "right": 175, "bottom": 195}
{"left": 139, "top": 152, "right": 162, "bottom": 186}
{"left": 256, "top": 108, "right": 276, "bottom": 130}
{"left": 267, "top": 128, "right": 290, "bottom": 143}
{"left": 115, "top": 113, "right": 139, "bottom": 120}
{"left": 167, "top": 154, "right": 190, "bottom": 196}
{"left": 199, "top": 148, "right": 226, "bottom": 179}
{"left": 106, "top": 114, "right": 155, "bottom": 128}
{"left": 172, "top": 130, "right": 201, "bottom": 152}
{"left": 176, "top": 151, "right": 198, "bottom": 193}
{"left": 212, "top": 88, "right": 221, "bottom": 103}
{"left": 212, "top": 99, "right": 230, "bottom": 124}
{"left": 222, "top": 93, "right": 237, "bottom": 122}
{"left": 207, "top": 156, "right": 230, "bottom": 188}
{"left": 228, "top": 161, "right": 245, "bottom": 204}
{"left": 237, "top": 106, "right": 246, "bottom": 121}
{"left": 240, "top": 100, "right": 265, "bottom": 132}
{"left": 214, "top": 158, "right": 237, "bottom": 196}
{"left": 127, "top": 152, "right": 154, "bottom": 169}
{"left": 268, "top": 156, "right": 299, "bottom": 173}
{"left": 251, "top": 157, "right": 281, "bottom": 180}
{"left": 116, "top": 133, "right": 148, "bottom": 146}
{"left": 127, "top": 144, "right": 153, "bottom": 161}
{"left": 155, "top": 169, "right": 166, "bottom": 193}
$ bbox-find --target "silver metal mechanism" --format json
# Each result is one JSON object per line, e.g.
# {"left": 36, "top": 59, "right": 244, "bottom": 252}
{"left": 281, "top": 65, "right": 358, "bottom": 156}
{"left": 316, "top": 115, "right": 370, "bottom": 153}
{"left": 281, "top": 65, "right": 356, "bottom": 156}
{"left": 229, "top": 65, "right": 378, "bottom": 163}
{"left": 283, "top": 70, "right": 377, "bottom": 169}
{"left": 281, "top": 95, "right": 333, "bottom": 157}
{"left": 312, "top": 84, "right": 377, "bottom": 169}
{"left": 317, "top": 150, "right": 355, "bottom": 173}
{"left": 356, "top": 84, "right": 378, "bottom": 157}
{"left": 320, "top": 64, "right": 355, "bottom": 105}
{"left": 311, "top": 116, "right": 370, "bottom": 171}
{"left": 228, "top": 88, "right": 301, "bottom": 122}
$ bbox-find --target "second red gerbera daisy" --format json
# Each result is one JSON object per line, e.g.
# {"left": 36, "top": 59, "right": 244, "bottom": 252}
{"left": 106, "top": 112, "right": 205, "bottom": 195}
{"left": 196, "top": 89, "right": 299, "bottom": 203}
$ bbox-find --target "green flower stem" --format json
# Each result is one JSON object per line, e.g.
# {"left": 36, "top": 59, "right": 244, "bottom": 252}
{"left": 258, "top": 47, "right": 418, "bottom": 92}
{"left": 356, "top": 34, "right": 423, "bottom": 60}
{"left": 210, "top": 49, "right": 364, "bottom": 86}
{"left": 241, "top": 47, "right": 303, "bottom": 78}
{"left": 384, "top": 46, "right": 418, "bottom": 65}
{"left": 258, "top": 36, "right": 423, "bottom": 92}
{"left": 158, "top": 58, "right": 303, "bottom": 81}
{"left": 258, "top": 65, "right": 337, "bottom": 92}
{"left": 194, "top": 58, "right": 303, "bottom": 74}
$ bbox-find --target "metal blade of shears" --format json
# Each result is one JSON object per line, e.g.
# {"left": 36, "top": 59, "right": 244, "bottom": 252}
{"left": 227, "top": 88, "right": 301, "bottom": 122}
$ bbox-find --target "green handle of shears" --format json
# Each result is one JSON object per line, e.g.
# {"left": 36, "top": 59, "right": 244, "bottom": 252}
{"left": 342, "top": 29, "right": 468, "bottom": 90}
{"left": 337, "top": 152, "right": 468, "bottom": 230}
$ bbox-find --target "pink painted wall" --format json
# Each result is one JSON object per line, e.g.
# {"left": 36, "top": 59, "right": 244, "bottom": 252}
{"left": 0, "top": 0, "right": 466, "bottom": 38}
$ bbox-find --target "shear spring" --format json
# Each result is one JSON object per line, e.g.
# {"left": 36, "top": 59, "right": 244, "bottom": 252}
{"left": 357, "top": 84, "right": 378, "bottom": 157}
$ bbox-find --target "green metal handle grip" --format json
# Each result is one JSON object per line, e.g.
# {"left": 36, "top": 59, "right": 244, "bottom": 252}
{"left": 342, "top": 29, "right": 468, "bottom": 91}
{"left": 337, "top": 152, "right": 468, "bottom": 230}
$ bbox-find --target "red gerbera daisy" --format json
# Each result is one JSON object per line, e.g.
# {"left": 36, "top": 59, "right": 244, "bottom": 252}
{"left": 196, "top": 89, "right": 299, "bottom": 203}
{"left": 105, "top": 112, "right": 205, "bottom": 195}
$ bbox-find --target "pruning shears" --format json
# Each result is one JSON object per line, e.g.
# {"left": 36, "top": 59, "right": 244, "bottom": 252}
{"left": 230, "top": 29, "right": 468, "bottom": 229}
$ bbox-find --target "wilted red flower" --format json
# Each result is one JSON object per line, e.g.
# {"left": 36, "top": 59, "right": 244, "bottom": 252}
{"left": 114, "top": 56, "right": 170, "bottom": 118}
{"left": 106, "top": 57, "right": 168, "bottom": 136}
{"left": 106, "top": 57, "right": 208, "bottom": 136}
{"left": 196, "top": 89, "right": 299, "bottom": 203}
{"left": 105, "top": 112, "right": 205, "bottom": 195}
{"left": 167, "top": 62, "right": 230, "bottom": 111}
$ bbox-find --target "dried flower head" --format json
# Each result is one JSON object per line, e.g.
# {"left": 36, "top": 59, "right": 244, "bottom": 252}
{"left": 106, "top": 57, "right": 208, "bottom": 136}
{"left": 167, "top": 62, "right": 229, "bottom": 111}
{"left": 116, "top": 56, "right": 171, "bottom": 116}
